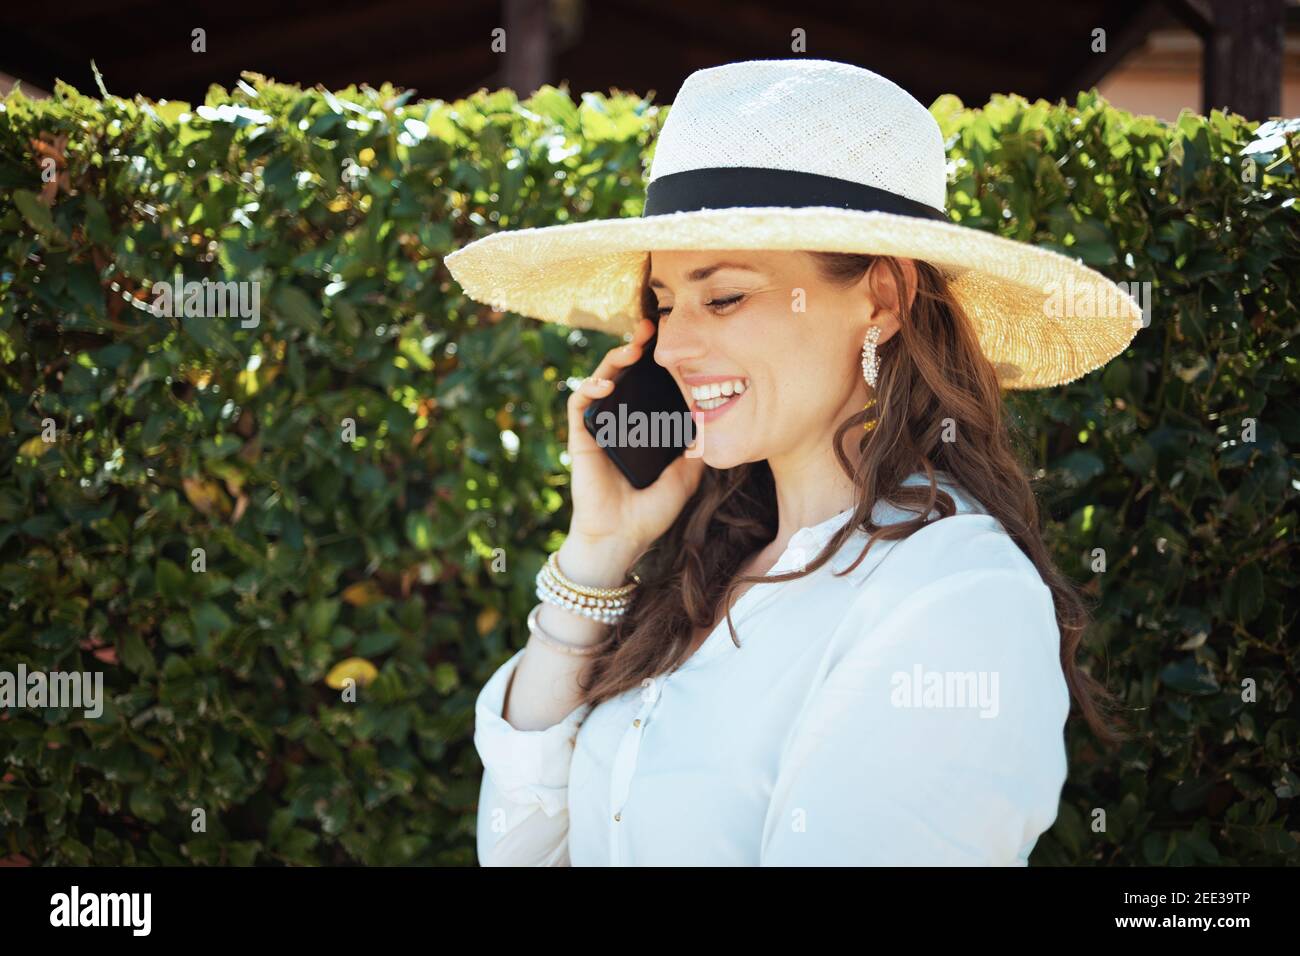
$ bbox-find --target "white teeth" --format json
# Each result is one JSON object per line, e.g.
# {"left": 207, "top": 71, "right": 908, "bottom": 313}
{"left": 689, "top": 378, "right": 747, "bottom": 402}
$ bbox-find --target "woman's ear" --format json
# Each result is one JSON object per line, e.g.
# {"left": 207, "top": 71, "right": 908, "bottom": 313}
{"left": 859, "top": 257, "right": 917, "bottom": 345}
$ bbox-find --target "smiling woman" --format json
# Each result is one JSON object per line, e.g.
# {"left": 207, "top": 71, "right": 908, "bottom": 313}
{"left": 445, "top": 58, "right": 1142, "bottom": 867}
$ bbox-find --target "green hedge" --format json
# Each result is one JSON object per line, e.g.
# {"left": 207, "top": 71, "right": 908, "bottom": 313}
{"left": 0, "top": 69, "right": 1296, "bottom": 865}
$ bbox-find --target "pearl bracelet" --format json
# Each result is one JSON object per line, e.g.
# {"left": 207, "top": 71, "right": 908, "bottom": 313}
{"left": 536, "top": 565, "right": 632, "bottom": 612}
{"left": 535, "top": 576, "right": 629, "bottom": 623}
{"left": 533, "top": 552, "right": 636, "bottom": 624}
{"left": 545, "top": 551, "right": 637, "bottom": 600}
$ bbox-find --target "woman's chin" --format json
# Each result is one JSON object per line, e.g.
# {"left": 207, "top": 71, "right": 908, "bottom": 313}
{"left": 698, "top": 440, "right": 751, "bottom": 471}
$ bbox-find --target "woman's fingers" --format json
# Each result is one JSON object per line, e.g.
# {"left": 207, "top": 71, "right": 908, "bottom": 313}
{"left": 566, "top": 318, "right": 658, "bottom": 451}
{"left": 589, "top": 319, "right": 655, "bottom": 383}
{"left": 566, "top": 375, "right": 616, "bottom": 450}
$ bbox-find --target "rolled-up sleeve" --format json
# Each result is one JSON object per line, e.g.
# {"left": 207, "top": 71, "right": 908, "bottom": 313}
{"left": 759, "top": 568, "right": 1070, "bottom": 866}
{"left": 474, "top": 648, "right": 592, "bottom": 866}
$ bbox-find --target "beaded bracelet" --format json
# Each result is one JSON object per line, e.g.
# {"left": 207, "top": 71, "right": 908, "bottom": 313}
{"left": 535, "top": 574, "right": 630, "bottom": 624}
{"left": 536, "top": 563, "right": 633, "bottom": 612}
{"left": 546, "top": 552, "right": 637, "bottom": 600}
{"left": 533, "top": 552, "right": 636, "bottom": 624}
{"left": 526, "top": 602, "right": 613, "bottom": 657}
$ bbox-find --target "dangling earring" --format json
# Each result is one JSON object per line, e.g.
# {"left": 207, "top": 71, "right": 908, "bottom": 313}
{"left": 861, "top": 326, "right": 881, "bottom": 388}
{"left": 861, "top": 326, "right": 881, "bottom": 432}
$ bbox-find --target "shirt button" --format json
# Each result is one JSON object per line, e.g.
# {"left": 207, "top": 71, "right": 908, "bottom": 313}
{"left": 614, "top": 812, "right": 621, "bottom": 822}
{"left": 632, "top": 718, "right": 641, "bottom": 727}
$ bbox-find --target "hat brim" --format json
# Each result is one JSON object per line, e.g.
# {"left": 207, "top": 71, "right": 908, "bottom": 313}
{"left": 443, "top": 206, "right": 1144, "bottom": 390}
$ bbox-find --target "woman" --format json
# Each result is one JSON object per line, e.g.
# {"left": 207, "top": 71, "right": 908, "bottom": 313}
{"left": 444, "top": 59, "right": 1142, "bottom": 866}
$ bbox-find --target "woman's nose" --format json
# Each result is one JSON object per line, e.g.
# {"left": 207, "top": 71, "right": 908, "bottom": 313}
{"left": 652, "top": 311, "right": 706, "bottom": 370}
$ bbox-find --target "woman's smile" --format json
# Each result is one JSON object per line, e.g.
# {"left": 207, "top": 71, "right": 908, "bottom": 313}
{"left": 683, "top": 375, "right": 749, "bottom": 420}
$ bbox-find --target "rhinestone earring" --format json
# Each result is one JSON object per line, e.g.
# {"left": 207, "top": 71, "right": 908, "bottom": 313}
{"left": 861, "top": 325, "right": 881, "bottom": 388}
{"left": 861, "top": 326, "right": 881, "bottom": 432}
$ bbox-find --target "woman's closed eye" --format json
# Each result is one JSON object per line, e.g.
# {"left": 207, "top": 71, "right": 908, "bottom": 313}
{"left": 655, "top": 293, "right": 745, "bottom": 319}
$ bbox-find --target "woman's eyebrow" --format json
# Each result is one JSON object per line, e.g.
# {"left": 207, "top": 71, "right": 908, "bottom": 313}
{"left": 648, "top": 262, "right": 765, "bottom": 291}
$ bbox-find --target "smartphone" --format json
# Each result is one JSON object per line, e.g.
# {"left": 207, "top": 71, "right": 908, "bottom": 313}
{"left": 582, "top": 333, "right": 693, "bottom": 489}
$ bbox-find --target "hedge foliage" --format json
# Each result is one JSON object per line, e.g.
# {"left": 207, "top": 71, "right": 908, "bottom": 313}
{"left": 0, "top": 68, "right": 1296, "bottom": 865}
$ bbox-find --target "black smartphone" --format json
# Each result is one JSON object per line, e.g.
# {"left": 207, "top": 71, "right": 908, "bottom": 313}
{"left": 582, "top": 333, "right": 693, "bottom": 489}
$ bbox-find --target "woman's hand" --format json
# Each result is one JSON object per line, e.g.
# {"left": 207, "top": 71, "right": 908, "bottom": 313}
{"left": 563, "top": 317, "right": 706, "bottom": 576}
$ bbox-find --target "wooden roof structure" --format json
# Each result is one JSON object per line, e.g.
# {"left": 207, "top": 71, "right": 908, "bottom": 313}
{"left": 0, "top": 0, "right": 1292, "bottom": 118}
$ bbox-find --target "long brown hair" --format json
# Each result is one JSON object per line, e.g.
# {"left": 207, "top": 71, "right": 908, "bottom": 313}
{"left": 575, "top": 251, "right": 1127, "bottom": 747}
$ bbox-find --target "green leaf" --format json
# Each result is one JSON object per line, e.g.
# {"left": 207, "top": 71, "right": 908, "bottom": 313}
{"left": 182, "top": 312, "right": 239, "bottom": 358}
{"left": 191, "top": 602, "right": 232, "bottom": 643}
{"left": 129, "top": 787, "right": 166, "bottom": 825}
{"left": 83, "top": 194, "right": 113, "bottom": 244}
{"left": 154, "top": 558, "right": 186, "bottom": 598}
{"left": 406, "top": 512, "right": 435, "bottom": 551}
{"left": 271, "top": 286, "right": 323, "bottom": 332}
{"left": 1231, "top": 563, "right": 1265, "bottom": 624}
{"left": 120, "top": 631, "right": 156, "bottom": 675}
{"left": 13, "top": 189, "right": 64, "bottom": 243}
{"left": 1158, "top": 657, "right": 1220, "bottom": 695}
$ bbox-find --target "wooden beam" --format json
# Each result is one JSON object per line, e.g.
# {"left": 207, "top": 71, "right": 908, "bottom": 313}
{"left": 1164, "top": 0, "right": 1214, "bottom": 36}
{"left": 502, "top": 0, "right": 553, "bottom": 97}
{"left": 0, "top": 71, "right": 50, "bottom": 98}
{"left": 606, "top": 0, "right": 1044, "bottom": 101}
{"left": 312, "top": 45, "right": 495, "bottom": 99}
{"left": 43, "top": 0, "right": 485, "bottom": 88}
{"left": 1063, "top": 0, "right": 1172, "bottom": 97}
{"left": 1202, "top": 0, "right": 1285, "bottom": 118}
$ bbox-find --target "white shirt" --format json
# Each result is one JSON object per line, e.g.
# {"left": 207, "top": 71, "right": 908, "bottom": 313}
{"left": 473, "top": 471, "right": 1070, "bottom": 865}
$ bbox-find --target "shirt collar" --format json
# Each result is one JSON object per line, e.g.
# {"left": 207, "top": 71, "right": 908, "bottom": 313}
{"left": 787, "top": 471, "right": 985, "bottom": 554}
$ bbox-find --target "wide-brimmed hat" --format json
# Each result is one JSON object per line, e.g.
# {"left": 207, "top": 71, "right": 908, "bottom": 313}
{"left": 443, "top": 58, "right": 1143, "bottom": 390}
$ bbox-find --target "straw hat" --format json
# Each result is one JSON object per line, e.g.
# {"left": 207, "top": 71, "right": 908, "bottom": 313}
{"left": 443, "top": 58, "right": 1143, "bottom": 390}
